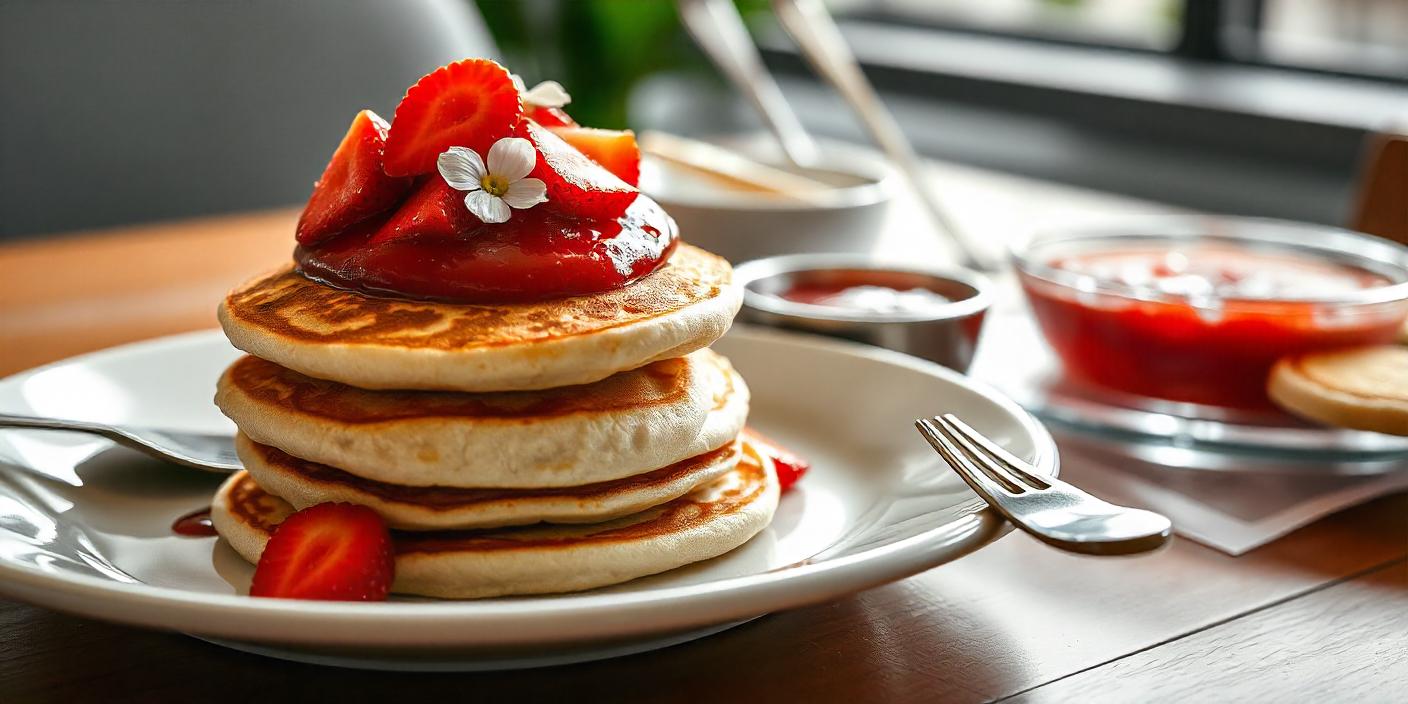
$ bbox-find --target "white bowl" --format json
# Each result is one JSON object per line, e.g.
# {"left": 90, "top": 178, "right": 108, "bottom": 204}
{"left": 641, "top": 138, "right": 896, "bottom": 263}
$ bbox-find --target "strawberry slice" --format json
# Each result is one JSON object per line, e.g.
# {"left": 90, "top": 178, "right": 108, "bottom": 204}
{"left": 250, "top": 502, "right": 395, "bottom": 601}
{"left": 745, "top": 429, "right": 811, "bottom": 493}
{"left": 520, "top": 120, "right": 638, "bottom": 221}
{"left": 370, "top": 174, "right": 474, "bottom": 244}
{"left": 547, "top": 126, "right": 640, "bottom": 186}
{"left": 296, "top": 110, "right": 411, "bottom": 246}
{"left": 528, "top": 105, "right": 578, "bottom": 128}
{"left": 383, "top": 59, "right": 522, "bottom": 177}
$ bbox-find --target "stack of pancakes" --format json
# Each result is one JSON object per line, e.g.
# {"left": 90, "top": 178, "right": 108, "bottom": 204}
{"left": 209, "top": 245, "right": 780, "bottom": 598}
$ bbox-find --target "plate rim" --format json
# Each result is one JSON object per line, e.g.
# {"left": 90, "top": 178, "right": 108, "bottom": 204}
{"left": 0, "top": 326, "right": 1058, "bottom": 647}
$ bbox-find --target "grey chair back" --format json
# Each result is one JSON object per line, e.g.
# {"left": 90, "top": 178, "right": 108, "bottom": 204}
{"left": 0, "top": 0, "right": 496, "bottom": 240}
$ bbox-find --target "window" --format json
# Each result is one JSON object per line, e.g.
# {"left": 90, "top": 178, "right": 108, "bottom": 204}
{"left": 1226, "top": 0, "right": 1408, "bottom": 79}
{"left": 849, "top": 0, "right": 1182, "bottom": 50}
{"left": 837, "top": 0, "right": 1408, "bottom": 82}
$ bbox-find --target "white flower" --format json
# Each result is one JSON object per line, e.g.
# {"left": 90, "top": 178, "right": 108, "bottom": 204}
{"left": 511, "top": 74, "right": 571, "bottom": 109}
{"left": 436, "top": 138, "right": 548, "bottom": 224}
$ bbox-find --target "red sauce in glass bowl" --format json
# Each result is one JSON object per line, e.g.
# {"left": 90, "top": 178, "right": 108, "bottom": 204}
{"left": 296, "top": 195, "right": 678, "bottom": 304}
{"left": 1019, "top": 242, "right": 1408, "bottom": 409}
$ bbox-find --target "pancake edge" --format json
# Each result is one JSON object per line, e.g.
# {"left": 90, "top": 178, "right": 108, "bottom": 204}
{"left": 217, "top": 246, "right": 742, "bottom": 393}
{"left": 216, "top": 350, "right": 750, "bottom": 488}
{"left": 238, "top": 434, "right": 744, "bottom": 531}
{"left": 211, "top": 450, "right": 779, "bottom": 599}
{"left": 1268, "top": 351, "right": 1408, "bottom": 436}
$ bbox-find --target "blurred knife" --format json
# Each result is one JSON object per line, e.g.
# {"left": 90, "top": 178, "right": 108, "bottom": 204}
{"left": 677, "top": 0, "right": 819, "bottom": 168}
{"left": 771, "top": 0, "right": 997, "bottom": 271}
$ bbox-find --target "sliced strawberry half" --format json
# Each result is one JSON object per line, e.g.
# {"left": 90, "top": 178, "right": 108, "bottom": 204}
{"left": 745, "top": 429, "right": 811, "bottom": 494}
{"left": 296, "top": 110, "right": 412, "bottom": 246}
{"left": 547, "top": 126, "right": 640, "bottom": 186}
{"left": 370, "top": 174, "right": 475, "bottom": 244}
{"left": 383, "top": 59, "right": 522, "bottom": 177}
{"left": 520, "top": 119, "right": 637, "bottom": 221}
{"left": 528, "top": 105, "right": 578, "bottom": 128}
{"left": 250, "top": 502, "right": 395, "bottom": 601}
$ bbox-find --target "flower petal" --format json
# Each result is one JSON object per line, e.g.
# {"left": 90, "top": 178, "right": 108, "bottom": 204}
{"left": 486, "top": 137, "right": 536, "bottom": 182}
{"left": 523, "top": 80, "right": 571, "bottom": 108}
{"left": 510, "top": 74, "right": 527, "bottom": 93}
{"left": 437, "top": 147, "right": 485, "bottom": 191}
{"left": 465, "top": 190, "right": 510, "bottom": 224}
{"left": 502, "top": 178, "right": 548, "bottom": 210}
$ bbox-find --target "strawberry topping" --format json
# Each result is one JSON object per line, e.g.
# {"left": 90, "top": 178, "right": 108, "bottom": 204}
{"left": 528, "top": 105, "right": 578, "bottom": 128}
{"left": 370, "top": 174, "right": 475, "bottom": 244}
{"left": 383, "top": 59, "right": 522, "bottom": 177}
{"left": 293, "top": 60, "right": 673, "bottom": 303}
{"left": 520, "top": 119, "right": 637, "bottom": 221}
{"left": 298, "top": 195, "right": 678, "bottom": 303}
{"left": 548, "top": 126, "right": 641, "bottom": 187}
{"left": 295, "top": 110, "right": 411, "bottom": 246}
{"left": 250, "top": 502, "right": 395, "bottom": 601}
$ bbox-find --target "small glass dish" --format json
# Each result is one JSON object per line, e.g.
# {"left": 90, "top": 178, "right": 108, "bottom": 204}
{"left": 1012, "top": 216, "right": 1408, "bottom": 409}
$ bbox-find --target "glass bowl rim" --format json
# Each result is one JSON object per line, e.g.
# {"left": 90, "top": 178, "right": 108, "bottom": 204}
{"left": 1010, "top": 215, "right": 1408, "bottom": 308}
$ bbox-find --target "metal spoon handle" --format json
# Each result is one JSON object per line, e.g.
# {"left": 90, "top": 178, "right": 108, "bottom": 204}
{"left": 771, "top": 0, "right": 996, "bottom": 271}
{"left": 678, "top": 0, "right": 818, "bottom": 167}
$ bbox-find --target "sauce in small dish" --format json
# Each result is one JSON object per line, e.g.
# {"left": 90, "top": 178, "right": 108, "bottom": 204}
{"left": 735, "top": 254, "right": 993, "bottom": 372}
{"left": 1015, "top": 218, "right": 1408, "bottom": 408}
{"left": 780, "top": 283, "right": 952, "bottom": 316}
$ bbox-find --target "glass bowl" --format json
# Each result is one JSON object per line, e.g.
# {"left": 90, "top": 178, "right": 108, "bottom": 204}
{"left": 1012, "top": 216, "right": 1408, "bottom": 409}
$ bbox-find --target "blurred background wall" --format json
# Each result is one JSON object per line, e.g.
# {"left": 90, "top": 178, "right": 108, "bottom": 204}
{"left": 2, "top": 0, "right": 1404, "bottom": 241}
{"left": 0, "top": 0, "right": 494, "bottom": 239}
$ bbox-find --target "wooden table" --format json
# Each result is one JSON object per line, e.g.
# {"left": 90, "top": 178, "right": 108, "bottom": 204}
{"left": 3, "top": 182, "right": 1406, "bottom": 702}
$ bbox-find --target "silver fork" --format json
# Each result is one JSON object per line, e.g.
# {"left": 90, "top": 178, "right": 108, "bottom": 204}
{"left": 0, "top": 412, "right": 240, "bottom": 474}
{"left": 915, "top": 414, "right": 1171, "bottom": 555}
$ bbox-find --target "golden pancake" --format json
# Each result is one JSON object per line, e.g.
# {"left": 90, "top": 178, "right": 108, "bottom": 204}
{"left": 215, "top": 349, "right": 749, "bottom": 488}
{"left": 1268, "top": 346, "right": 1408, "bottom": 435}
{"left": 237, "top": 434, "right": 742, "bottom": 530}
{"left": 217, "top": 244, "right": 740, "bottom": 392}
{"left": 212, "top": 441, "right": 779, "bottom": 598}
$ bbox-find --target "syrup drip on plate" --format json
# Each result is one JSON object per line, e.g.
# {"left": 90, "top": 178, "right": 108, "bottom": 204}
{"left": 171, "top": 507, "right": 216, "bottom": 537}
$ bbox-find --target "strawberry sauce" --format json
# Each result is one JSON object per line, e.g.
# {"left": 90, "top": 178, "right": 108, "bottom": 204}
{"left": 1022, "top": 246, "right": 1404, "bottom": 408}
{"left": 295, "top": 195, "right": 678, "bottom": 304}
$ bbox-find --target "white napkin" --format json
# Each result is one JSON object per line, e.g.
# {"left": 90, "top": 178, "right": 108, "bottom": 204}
{"left": 1053, "top": 433, "right": 1408, "bottom": 555}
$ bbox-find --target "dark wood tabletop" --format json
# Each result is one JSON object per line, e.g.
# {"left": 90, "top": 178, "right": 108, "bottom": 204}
{"left": 2, "top": 196, "right": 1405, "bottom": 702}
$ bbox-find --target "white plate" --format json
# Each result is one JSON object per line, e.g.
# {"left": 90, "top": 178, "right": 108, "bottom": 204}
{"left": 0, "top": 326, "right": 1057, "bottom": 670}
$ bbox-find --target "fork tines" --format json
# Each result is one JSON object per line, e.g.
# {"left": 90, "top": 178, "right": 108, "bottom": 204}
{"left": 914, "top": 415, "right": 1049, "bottom": 498}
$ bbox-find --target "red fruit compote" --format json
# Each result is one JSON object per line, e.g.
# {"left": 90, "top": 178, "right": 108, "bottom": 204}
{"left": 287, "top": 58, "right": 676, "bottom": 304}
{"left": 1014, "top": 218, "right": 1408, "bottom": 409}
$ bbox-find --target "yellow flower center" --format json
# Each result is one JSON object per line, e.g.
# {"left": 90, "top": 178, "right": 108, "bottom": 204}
{"left": 480, "top": 174, "right": 511, "bottom": 197}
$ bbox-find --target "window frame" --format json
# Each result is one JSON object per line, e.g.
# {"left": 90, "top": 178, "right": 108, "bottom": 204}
{"left": 845, "top": 0, "right": 1408, "bottom": 86}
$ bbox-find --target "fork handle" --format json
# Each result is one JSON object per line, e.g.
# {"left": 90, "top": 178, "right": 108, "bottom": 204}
{"left": 0, "top": 412, "right": 122, "bottom": 439}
